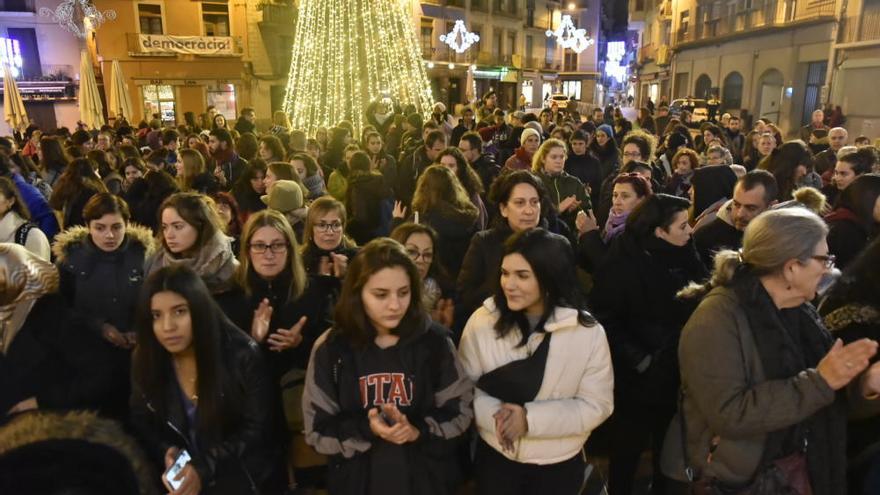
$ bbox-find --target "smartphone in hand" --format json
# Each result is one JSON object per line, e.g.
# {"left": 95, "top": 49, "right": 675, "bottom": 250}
{"left": 164, "top": 449, "right": 191, "bottom": 491}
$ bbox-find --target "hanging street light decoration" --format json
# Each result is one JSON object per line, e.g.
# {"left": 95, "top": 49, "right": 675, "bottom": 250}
{"left": 40, "top": 0, "right": 117, "bottom": 39}
{"left": 546, "top": 14, "right": 594, "bottom": 53}
{"left": 439, "top": 20, "right": 480, "bottom": 54}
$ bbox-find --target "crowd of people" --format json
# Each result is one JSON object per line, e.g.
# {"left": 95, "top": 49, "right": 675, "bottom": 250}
{"left": 1, "top": 93, "right": 880, "bottom": 495}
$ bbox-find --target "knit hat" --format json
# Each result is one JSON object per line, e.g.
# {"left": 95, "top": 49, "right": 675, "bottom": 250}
{"left": 523, "top": 121, "right": 543, "bottom": 135}
{"left": 597, "top": 124, "right": 614, "bottom": 140}
{"left": 433, "top": 102, "right": 447, "bottom": 113}
{"left": 512, "top": 111, "right": 526, "bottom": 121}
{"left": 520, "top": 127, "right": 542, "bottom": 145}
{"left": 261, "top": 180, "right": 304, "bottom": 213}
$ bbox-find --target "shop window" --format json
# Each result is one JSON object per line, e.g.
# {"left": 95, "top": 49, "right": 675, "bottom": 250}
{"left": 562, "top": 80, "right": 581, "bottom": 100}
{"left": 138, "top": 3, "right": 164, "bottom": 35}
{"left": 207, "top": 83, "right": 237, "bottom": 120}
{"left": 203, "top": 2, "right": 230, "bottom": 37}
{"left": 143, "top": 84, "right": 176, "bottom": 123}
{"left": 521, "top": 80, "right": 533, "bottom": 108}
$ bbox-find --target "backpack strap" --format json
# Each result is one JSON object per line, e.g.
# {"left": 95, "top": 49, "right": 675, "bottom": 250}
{"left": 14, "top": 222, "right": 36, "bottom": 246}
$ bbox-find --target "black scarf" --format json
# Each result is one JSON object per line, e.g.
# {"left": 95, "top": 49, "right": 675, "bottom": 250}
{"left": 731, "top": 269, "right": 846, "bottom": 495}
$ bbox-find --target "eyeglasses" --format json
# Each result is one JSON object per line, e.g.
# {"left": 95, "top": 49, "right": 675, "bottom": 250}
{"left": 811, "top": 254, "right": 836, "bottom": 269}
{"left": 249, "top": 242, "right": 289, "bottom": 254}
{"left": 314, "top": 221, "right": 343, "bottom": 233}
{"left": 406, "top": 249, "right": 433, "bottom": 262}
{"left": 623, "top": 151, "right": 642, "bottom": 159}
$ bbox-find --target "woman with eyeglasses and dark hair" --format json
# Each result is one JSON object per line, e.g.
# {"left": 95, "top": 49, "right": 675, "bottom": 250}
{"left": 391, "top": 222, "right": 454, "bottom": 328}
{"left": 129, "top": 265, "right": 285, "bottom": 495}
{"left": 302, "top": 238, "right": 473, "bottom": 495}
{"left": 458, "top": 228, "right": 613, "bottom": 494}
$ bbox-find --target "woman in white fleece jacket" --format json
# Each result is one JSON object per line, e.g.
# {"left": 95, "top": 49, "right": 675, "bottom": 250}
{"left": 458, "top": 228, "right": 614, "bottom": 494}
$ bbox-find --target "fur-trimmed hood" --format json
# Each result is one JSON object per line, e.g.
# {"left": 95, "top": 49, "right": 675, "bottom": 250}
{"left": 0, "top": 411, "right": 157, "bottom": 494}
{"left": 52, "top": 223, "right": 157, "bottom": 264}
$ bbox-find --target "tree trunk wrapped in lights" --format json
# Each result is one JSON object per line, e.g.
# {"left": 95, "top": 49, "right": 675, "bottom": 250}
{"left": 283, "top": 0, "right": 435, "bottom": 138}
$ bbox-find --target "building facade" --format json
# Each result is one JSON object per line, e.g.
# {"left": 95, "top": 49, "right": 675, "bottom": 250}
{"left": 0, "top": 0, "right": 84, "bottom": 134}
{"left": 406, "top": 0, "right": 602, "bottom": 112}
{"left": 629, "top": 0, "right": 673, "bottom": 108}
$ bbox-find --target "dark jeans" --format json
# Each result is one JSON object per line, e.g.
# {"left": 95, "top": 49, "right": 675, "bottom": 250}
{"left": 608, "top": 402, "right": 677, "bottom": 495}
{"left": 474, "top": 439, "right": 586, "bottom": 495}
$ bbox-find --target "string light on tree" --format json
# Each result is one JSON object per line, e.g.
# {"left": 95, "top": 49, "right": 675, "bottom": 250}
{"left": 546, "top": 14, "right": 594, "bottom": 53}
{"left": 439, "top": 20, "right": 480, "bottom": 54}
{"left": 283, "top": 0, "right": 434, "bottom": 138}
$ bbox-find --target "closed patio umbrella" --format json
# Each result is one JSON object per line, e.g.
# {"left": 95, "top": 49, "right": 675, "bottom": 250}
{"left": 108, "top": 59, "right": 132, "bottom": 123}
{"left": 3, "top": 64, "right": 28, "bottom": 133}
{"left": 79, "top": 50, "right": 105, "bottom": 129}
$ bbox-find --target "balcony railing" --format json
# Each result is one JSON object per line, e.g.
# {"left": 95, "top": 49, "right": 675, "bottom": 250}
{"left": 675, "top": 0, "right": 836, "bottom": 46}
{"left": 838, "top": 7, "right": 880, "bottom": 44}
{"left": 260, "top": 3, "right": 295, "bottom": 26}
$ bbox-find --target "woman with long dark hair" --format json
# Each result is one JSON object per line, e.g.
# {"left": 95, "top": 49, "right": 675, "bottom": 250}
{"left": 231, "top": 158, "right": 268, "bottom": 219}
{"left": 49, "top": 157, "right": 108, "bottom": 229}
{"left": 591, "top": 194, "right": 706, "bottom": 495}
{"left": 825, "top": 174, "right": 880, "bottom": 269}
{"left": 37, "top": 136, "right": 70, "bottom": 187}
{"left": 345, "top": 151, "right": 394, "bottom": 245}
{"left": 145, "top": 192, "right": 239, "bottom": 294}
{"left": 129, "top": 265, "right": 284, "bottom": 494}
{"left": 758, "top": 140, "right": 812, "bottom": 202}
{"left": 302, "top": 238, "right": 473, "bottom": 494}
{"left": 458, "top": 228, "right": 613, "bottom": 494}
{"left": 437, "top": 147, "right": 488, "bottom": 229}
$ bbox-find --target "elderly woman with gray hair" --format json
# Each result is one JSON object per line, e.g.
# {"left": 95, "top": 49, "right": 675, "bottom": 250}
{"left": 663, "top": 208, "right": 880, "bottom": 495}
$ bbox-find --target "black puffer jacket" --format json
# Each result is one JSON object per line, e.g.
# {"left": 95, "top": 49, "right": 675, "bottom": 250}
{"left": 129, "top": 323, "right": 284, "bottom": 495}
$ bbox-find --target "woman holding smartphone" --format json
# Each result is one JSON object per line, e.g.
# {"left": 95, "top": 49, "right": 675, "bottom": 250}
{"left": 302, "top": 238, "right": 473, "bottom": 495}
{"left": 129, "top": 265, "right": 283, "bottom": 495}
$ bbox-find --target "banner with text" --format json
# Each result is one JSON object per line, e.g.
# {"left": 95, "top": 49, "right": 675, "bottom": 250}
{"left": 138, "top": 35, "right": 235, "bottom": 55}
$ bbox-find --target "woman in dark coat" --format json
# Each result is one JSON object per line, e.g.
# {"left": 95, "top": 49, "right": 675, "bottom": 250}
{"left": 455, "top": 171, "right": 571, "bottom": 337}
{"left": 130, "top": 265, "right": 284, "bottom": 495}
{"left": 825, "top": 174, "right": 880, "bottom": 270}
{"left": 397, "top": 165, "right": 479, "bottom": 282}
{"left": 590, "top": 194, "right": 707, "bottom": 495}
{"left": 820, "top": 236, "right": 880, "bottom": 494}
{"left": 0, "top": 244, "right": 115, "bottom": 418}
{"left": 124, "top": 166, "right": 180, "bottom": 234}
{"left": 345, "top": 151, "right": 394, "bottom": 245}
{"left": 53, "top": 194, "right": 155, "bottom": 420}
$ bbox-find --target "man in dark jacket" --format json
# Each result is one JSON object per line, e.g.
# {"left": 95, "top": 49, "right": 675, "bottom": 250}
{"left": 233, "top": 107, "right": 257, "bottom": 136}
{"left": 208, "top": 128, "right": 248, "bottom": 190}
{"left": 396, "top": 129, "right": 446, "bottom": 207}
{"left": 450, "top": 107, "right": 476, "bottom": 147}
{"left": 693, "top": 170, "right": 777, "bottom": 267}
{"left": 458, "top": 131, "right": 500, "bottom": 202}
{"left": 813, "top": 126, "right": 848, "bottom": 181}
{"left": 800, "top": 109, "right": 828, "bottom": 142}
{"left": 724, "top": 116, "right": 745, "bottom": 164}
{"left": 653, "top": 103, "right": 671, "bottom": 138}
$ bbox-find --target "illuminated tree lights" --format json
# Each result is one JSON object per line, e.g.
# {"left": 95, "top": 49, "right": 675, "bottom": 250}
{"left": 283, "top": 0, "right": 434, "bottom": 138}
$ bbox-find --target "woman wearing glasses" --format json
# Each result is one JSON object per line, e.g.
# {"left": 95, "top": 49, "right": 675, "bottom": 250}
{"left": 391, "top": 222, "right": 454, "bottom": 328}
{"left": 301, "top": 197, "right": 359, "bottom": 308}
{"left": 664, "top": 208, "right": 880, "bottom": 495}
{"left": 217, "top": 209, "right": 334, "bottom": 490}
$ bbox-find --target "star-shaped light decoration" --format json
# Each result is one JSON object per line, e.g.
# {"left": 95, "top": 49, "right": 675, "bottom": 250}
{"left": 439, "top": 20, "right": 480, "bottom": 54}
{"left": 39, "top": 0, "right": 117, "bottom": 39}
{"left": 546, "top": 14, "right": 594, "bottom": 53}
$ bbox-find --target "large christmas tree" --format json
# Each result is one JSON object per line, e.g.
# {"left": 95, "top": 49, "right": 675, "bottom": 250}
{"left": 283, "top": 0, "right": 434, "bottom": 137}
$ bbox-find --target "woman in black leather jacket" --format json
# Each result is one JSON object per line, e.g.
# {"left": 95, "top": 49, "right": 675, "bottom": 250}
{"left": 129, "top": 265, "right": 284, "bottom": 495}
